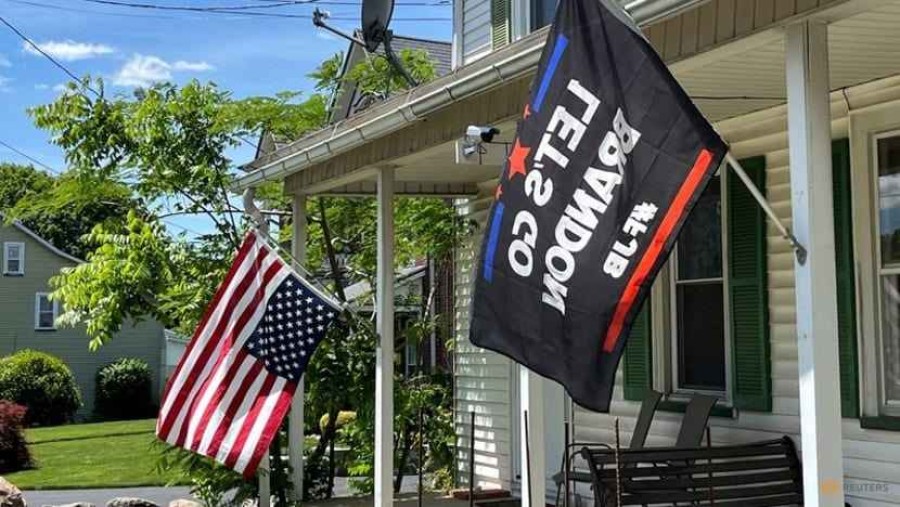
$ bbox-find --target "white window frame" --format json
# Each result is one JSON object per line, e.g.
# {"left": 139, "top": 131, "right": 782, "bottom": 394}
{"left": 34, "top": 292, "right": 59, "bottom": 331}
{"left": 866, "top": 128, "right": 900, "bottom": 417}
{"left": 3, "top": 242, "right": 25, "bottom": 275}
{"left": 661, "top": 171, "right": 733, "bottom": 402}
{"left": 848, "top": 104, "right": 900, "bottom": 419}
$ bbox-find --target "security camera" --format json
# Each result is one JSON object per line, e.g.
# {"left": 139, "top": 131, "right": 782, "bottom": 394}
{"left": 466, "top": 125, "right": 500, "bottom": 144}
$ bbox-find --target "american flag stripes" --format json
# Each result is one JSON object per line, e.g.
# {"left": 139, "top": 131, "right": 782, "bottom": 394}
{"left": 156, "top": 231, "right": 341, "bottom": 476}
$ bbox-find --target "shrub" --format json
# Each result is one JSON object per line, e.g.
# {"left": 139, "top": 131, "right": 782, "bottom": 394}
{"left": 0, "top": 401, "right": 31, "bottom": 473}
{"left": 95, "top": 358, "right": 154, "bottom": 420}
{"left": 0, "top": 350, "right": 81, "bottom": 426}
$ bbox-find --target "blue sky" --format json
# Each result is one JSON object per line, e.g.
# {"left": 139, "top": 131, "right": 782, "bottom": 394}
{"left": 0, "top": 0, "right": 450, "bottom": 236}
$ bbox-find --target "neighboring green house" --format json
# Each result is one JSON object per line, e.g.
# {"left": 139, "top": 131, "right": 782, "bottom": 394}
{"left": 0, "top": 218, "right": 166, "bottom": 418}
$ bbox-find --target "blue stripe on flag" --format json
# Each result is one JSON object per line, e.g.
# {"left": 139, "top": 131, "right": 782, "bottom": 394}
{"left": 483, "top": 202, "right": 505, "bottom": 282}
{"left": 532, "top": 34, "right": 569, "bottom": 113}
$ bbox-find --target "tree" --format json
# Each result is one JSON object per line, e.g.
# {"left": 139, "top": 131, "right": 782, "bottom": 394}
{"left": 0, "top": 164, "right": 133, "bottom": 259}
{"left": 27, "top": 46, "right": 459, "bottom": 500}
{"left": 28, "top": 79, "right": 327, "bottom": 348}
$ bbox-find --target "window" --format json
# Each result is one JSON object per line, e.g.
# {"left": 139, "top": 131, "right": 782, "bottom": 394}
{"left": 531, "top": 0, "right": 556, "bottom": 30}
{"left": 671, "top": 175, "right": 728, "bottom": 394}
{"left": 34, "top": 293, "right": 58, "bottom": 330}
{"left": 3, "top": 242, "right": 24, "bottom": 275}
{"left": 875, "top": 133, "right": 900, "bottom": 416}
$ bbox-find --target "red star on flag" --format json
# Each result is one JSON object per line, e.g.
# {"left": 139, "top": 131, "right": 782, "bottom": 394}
{"left": 507, "top": 139, "right": 530, "bottom": 180}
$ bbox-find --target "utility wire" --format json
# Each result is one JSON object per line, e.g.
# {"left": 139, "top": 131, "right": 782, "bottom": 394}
{"left": 0, "top": 14, "right": 99, "bottom": 96}
{"left": 0, "top": 139, "right": 60, "bottom": 174}
{"left": 73, "top": 0, "right": 449, "bottom": 19}
{"left": 78, "top": 0, "right": 302, "bottom": 12}
{"left": 5, "top": 0, "right": 180, "bottom": 18}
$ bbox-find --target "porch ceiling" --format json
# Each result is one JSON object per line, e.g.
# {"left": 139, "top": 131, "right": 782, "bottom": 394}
{"left": 284, "top": 0, "right": 900, "bottom": 197}
{"left": 682, "top": 0, "right": 900, "bottom": 122}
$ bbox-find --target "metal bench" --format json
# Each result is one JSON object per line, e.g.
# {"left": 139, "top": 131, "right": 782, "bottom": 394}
{"left": 581, "top": 436, "right": 803, "bottom": 506}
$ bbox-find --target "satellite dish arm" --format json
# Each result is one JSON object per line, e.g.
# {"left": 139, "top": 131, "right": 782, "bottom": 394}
{"left": 382, "top": 32, "right": 418, "bottom": 88}
{"left": 313, "top": 9, "right": 367, "bottom": 47}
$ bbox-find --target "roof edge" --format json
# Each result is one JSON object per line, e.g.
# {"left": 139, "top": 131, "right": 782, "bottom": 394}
{"left": 0, "top": 212, "right": 84, "bottom": 264}
{"left": 234, "top": 0, "right": 709, "bottom": 192}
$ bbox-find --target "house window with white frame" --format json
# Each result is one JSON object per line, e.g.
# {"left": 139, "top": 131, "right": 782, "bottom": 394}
{"left": 35, "top": 293, "right": 58, "bottom": 331}
{"left": 874, "top": 133, "right": 900, "bottom": 416}
{"left": 671, "top": 174, "right": 729, "bottom": 395}
{"left": 3, "top": 242, "right": 24, "bottom": 275}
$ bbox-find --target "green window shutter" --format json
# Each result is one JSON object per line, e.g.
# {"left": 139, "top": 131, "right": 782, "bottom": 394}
{"left": 728, "top": 156, "right": 771, "bottom": 412}
{"left": 623, "top": 301, "right": 652, "bottom": 402}
{"left": 833, "top": 138, "right": 860, "bottom": 418}
{"left": 490, "top": 0, "right": 510, "bottom": 49}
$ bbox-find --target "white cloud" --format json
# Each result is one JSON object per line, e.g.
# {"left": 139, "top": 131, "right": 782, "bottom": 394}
{"left": 24, "top": 40, "right": 115, "bottom": 61}
{"left": 113, "top": 54, "right": 213, "bottom": 87}
{"left": 0, "top": 55, "right": 10, "bottom": 68}
{"left": 34, "top": 83, "right": 49, "bottom": 90}
{"left": 113, "top": 55, "right": 171, "bottom": 87}
{"left": 52, "top": 83, "right": 70, "bottom": 93}
{"left": 172, "top": 60, "right": 214, "bottom": 72}
{"left": 0, "top": 76, "right": 12, "bottom": 93}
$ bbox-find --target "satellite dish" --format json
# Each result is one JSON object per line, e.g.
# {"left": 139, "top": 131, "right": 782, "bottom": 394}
{"left": 310, "top": 0, "right": 417, "bottom": 87}
{"left": 361, "top": 0, "right": 395, "bottom": 52}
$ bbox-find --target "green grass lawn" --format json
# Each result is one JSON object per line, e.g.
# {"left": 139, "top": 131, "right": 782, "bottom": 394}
{"left": 5, "top": 419, "right": 188, "bottom": 490}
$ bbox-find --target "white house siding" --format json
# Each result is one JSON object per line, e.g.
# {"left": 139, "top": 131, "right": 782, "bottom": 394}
{"left": 454, "top": 187, "right": 516, "bottom": 492}
{"left": 460, "top": 0, "right": 491, "bottom": 65}
{"left": 571, "top": 77, "right": 900, "bottom": 506}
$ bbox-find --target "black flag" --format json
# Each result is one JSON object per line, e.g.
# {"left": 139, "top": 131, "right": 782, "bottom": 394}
{"left": 470, "top": 0, "right": 727, "bottom": 412}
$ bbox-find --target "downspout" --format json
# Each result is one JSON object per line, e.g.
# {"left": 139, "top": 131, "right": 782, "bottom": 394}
{"left": 242, "top": 188, "right": 269, "bottom": 235}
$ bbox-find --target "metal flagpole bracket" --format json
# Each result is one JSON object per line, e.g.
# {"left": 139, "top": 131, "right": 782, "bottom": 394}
{"left": 725, "top": 153, "right": 808, "bottom": 265}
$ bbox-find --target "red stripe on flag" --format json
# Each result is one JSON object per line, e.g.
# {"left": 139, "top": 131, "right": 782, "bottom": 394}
{"left": 157, "top": 247, "right": 271, "bottom": 441}
{"left": 240, "top": 384, "right": 296, "bottom": 478}
{"left": 602, "top": 149, "right": 715, "bottom": 353}
{"left": 170, "top": 259, "right": 283, "bottom": 448}
{"left": 157, "top": 235, "right": 255, "bottom": 435}
{"left": 205, "top": 361, "right": 266, "bottom": 458}
{"left": 224, "top": 374, "right": 278, "bottom": 470}
{"left": 189, "top": 348, "right": 250, "bottom": 450}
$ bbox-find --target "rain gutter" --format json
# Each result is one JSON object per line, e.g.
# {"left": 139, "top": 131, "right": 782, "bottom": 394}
{"left": 233, "top": 0, "right": 710, "bottom": 191}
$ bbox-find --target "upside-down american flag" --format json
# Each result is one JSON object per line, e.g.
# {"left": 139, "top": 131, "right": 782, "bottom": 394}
{"left": 156, "top": 231, "right": 341, "bottom": 476}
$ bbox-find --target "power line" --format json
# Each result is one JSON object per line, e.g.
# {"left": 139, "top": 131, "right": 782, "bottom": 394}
{"left": 0, "top": 139, "right": 60, "bottom": 174}
{"left": 0, "top": 14, "right": 99, "bottom": 95}
{"left": 5, "top": 0, "right": 179, "bottom": 18}
{"left": 78, "top": 0, "right": 303, "bottom": 12}
{"left": 73, "top": 0, "right": 450, "bottom": 19}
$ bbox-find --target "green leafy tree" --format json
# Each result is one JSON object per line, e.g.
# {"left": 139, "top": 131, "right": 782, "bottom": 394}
{"left": 0, "top": 164, "right": 133, "bottom": 259}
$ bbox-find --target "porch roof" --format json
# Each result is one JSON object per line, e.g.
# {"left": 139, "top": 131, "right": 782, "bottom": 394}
{"left": 235, "top": 0, "right": 900, "bottom": 197}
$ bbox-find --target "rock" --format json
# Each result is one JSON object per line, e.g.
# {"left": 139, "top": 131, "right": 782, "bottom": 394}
{"left": 43, "top": 503, "right": 95, "bottom": 507}
{"left": 0, "top": 477, "right": 24, "bottom": 507}
{"left": 106, "top": 499, "right": 158, "bottom": 507}
{"left": 168, "top": 501, "right": 201, "bottom": 507}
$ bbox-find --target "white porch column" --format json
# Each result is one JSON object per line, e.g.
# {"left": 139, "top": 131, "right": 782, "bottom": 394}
{"left": 375, "top": 167, "right": 396, "bottom": 507}
{"left": 289, "top": 193, "right": 308, "bottom": 500}
{"left": 519, "top": 367, "right": 546, "bottom": 507}
{"left": 785, "top": 20, "right": 845, "bottom": 506}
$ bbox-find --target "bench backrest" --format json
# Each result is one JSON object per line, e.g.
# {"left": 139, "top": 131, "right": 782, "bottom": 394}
{"left": 581, "top": 437, "right": 803, "bottom": 506}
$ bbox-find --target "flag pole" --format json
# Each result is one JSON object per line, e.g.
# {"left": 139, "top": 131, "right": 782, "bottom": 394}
{"left": 726, "top": 152, "right": 808, "bottom": 265}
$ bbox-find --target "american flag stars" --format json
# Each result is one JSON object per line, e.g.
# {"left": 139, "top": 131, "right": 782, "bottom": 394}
{"left": 245, "top": 275, "right": 340, "bottom": 382}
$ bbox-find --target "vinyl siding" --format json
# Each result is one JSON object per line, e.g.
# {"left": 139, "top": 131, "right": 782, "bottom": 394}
{"left": 454, "top": 189, "right": 515, "bottom": 491}
{"left": 643, "top": 0, "right": 843, "bottom": 61}
{"left": 570, "top": 81, "right": 900, "bottom": 507}
{"left": 457, "top": 0, "right": 844, "bottom": 70}
{"left": 0, "top": 223, "right": 165, "bottom": 418}
{"left": 461, "top": 0, "right": 492, "bottom": 64}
